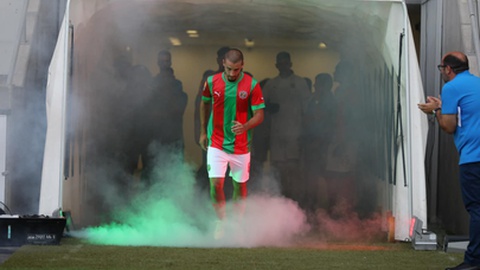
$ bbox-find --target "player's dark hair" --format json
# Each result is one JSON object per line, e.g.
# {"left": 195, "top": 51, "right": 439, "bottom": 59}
{"left": 276, "top": 51, "right": 291, "bottom": 63}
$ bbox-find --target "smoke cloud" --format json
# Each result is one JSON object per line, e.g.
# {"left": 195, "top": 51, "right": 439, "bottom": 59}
{"left": 314, "top": 199, "right": 385, "bottom": 243}
{"left": 73, "top": 144, "right": 309, "bottom": 248}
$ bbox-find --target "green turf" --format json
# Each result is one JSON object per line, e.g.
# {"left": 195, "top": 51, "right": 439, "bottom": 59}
{"left": 0, "top": 237, "right": 464, "bottom": 270}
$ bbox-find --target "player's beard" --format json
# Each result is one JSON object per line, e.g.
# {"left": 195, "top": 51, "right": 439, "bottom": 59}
{"left": 226, "top": 73, "right": 239, "bottom": 82}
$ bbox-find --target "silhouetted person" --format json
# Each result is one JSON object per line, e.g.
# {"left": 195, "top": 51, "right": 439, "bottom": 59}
{"left": 85, "top": 45, "right": 152, "bottom": 221}
{"left": 154, "top": 50, "right": 187, "bottom": 148}
{"left": 301, "top": 73, "right": 337, "bottom": 213}
{"left": 141, "top": 50, "right": 187, "bottom": 181}
{"left": 120, "top": 52, "right": 153, "bottom": 175}
{"left": 325, "top": 59, "right": 361, "bottom": 215}
{"left": 304, "top": 77, "right": 313, "bottom": 93}
{"left": 250, "top": 78, "right": 270, "bottom": 187}
{"left": 262, "top": 51, "right": 311, "bottom": 204}
{"left": 97, "top": 45, "right": 153, "bottom": 175}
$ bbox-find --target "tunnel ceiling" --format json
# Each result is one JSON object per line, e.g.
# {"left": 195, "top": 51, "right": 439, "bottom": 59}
{"left": 95, "top": 0, "right": 393, "bottom": 50}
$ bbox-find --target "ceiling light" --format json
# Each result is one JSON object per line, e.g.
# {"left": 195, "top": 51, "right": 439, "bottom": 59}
{"left": 245, "top": 38, "right": 255, "bottom": 48}
{"left": 169, "top": 37, "right": 182, "bottom": 46}
{"left": 186, "top": 30, "right": 199, "bottom": 38}
{"left": 318, "top": 42, "right": 327, "bottom": 49}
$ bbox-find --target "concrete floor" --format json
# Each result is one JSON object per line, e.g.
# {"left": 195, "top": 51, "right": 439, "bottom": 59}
{"left": 0, "top": 247, "right": 18, "bottom": 264}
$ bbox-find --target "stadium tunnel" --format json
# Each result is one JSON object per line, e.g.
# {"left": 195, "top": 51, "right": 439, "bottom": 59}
{"left": 39, "top": 0, "right": 428, "bottom": 242}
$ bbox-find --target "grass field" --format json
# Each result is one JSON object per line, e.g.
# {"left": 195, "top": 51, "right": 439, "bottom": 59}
{"left": 0, "top": 235, "right": 464, "bottom": 270}
{"left": 0, "top": 172, "right": 464, "bottom": 270}
{"left": 5, "top": 148, "right": 457, "bottom": 269}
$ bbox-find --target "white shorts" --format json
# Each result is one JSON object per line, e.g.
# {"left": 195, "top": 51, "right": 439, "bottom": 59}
{"left": 206, "top": 147, "right": 250, "bottom": 183}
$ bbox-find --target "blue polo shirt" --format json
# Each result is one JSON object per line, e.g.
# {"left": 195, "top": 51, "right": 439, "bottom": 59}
{"left": 441, "top": 71, "right": 480, "bottom": 165}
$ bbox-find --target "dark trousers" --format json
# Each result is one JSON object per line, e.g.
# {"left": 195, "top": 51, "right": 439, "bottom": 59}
{"left": 272, "top": 160, "right": 302, "bottom": 204}
{"left": 460, "top": 162, "right": 480, "bottom": 265}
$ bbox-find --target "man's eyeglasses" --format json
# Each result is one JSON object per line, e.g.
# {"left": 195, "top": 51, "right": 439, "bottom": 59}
{"left": 437, "top": 64, "right": 446, "bottom": 71}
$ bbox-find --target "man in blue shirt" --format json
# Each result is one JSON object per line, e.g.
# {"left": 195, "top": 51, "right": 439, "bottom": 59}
{"left": 419, "top": 51, "right": 480, "bottom": 270}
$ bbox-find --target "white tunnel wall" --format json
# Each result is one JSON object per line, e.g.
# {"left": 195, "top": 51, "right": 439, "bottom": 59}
{"left": 39, "top": 2, "right": 69, "bottom": 217}
{"left": 381, "top": 3, "right": 428, "bottom": 240}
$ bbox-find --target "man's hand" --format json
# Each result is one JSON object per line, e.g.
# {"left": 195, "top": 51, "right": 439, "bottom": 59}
{"left": 231, "top": 121, "right": 246, "bottom": 135}
{"left": 199, "top": 133, "right": 208, "bottom": 151}
{"left": 418, "top": 96, "right": 442, "bottom": 114}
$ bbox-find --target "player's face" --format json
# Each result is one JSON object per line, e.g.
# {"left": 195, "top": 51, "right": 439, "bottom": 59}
{"left": 223, "top": 59, "right": 243, "bottom": 82}
{"left": 438, "top": 59, "right": 451, "bottom": 83}
{"left": 157, "top": 54, "right": 172, "bottom": 70}
{"left": 275, "top": 58, "right": 291, "bottom": 73}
